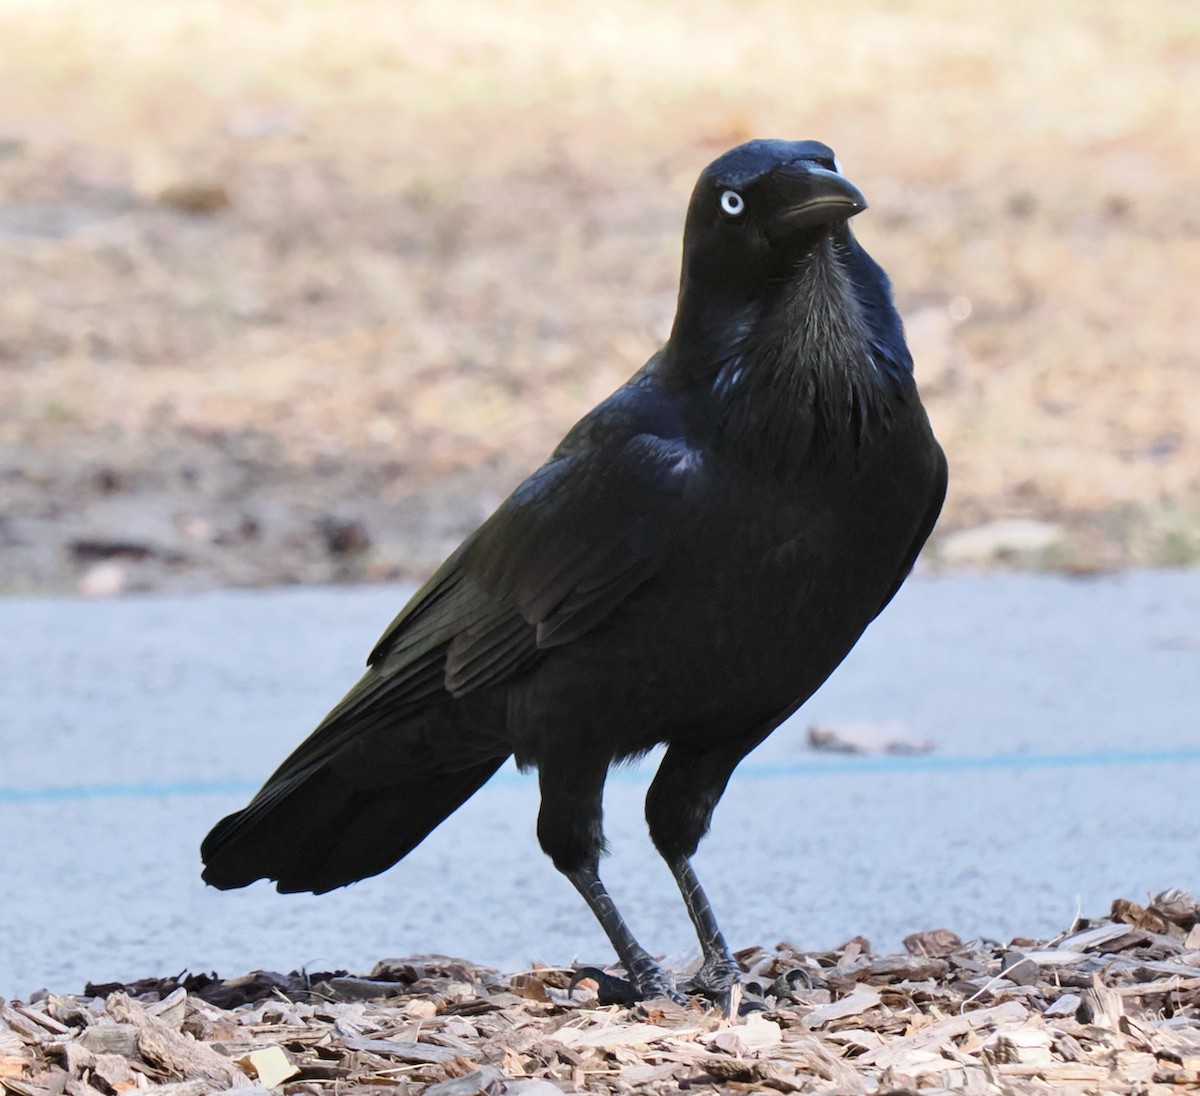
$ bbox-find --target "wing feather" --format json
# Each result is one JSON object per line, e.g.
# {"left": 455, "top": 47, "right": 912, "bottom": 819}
{"left": 259, "top": 389, "right": 706, "bottom": 784}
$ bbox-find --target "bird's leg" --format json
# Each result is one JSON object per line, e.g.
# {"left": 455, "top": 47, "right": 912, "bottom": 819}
{"left": 645, "top": 738, "right": 769, "bottom": 1003}
{"left": 668, "top": 855, "right": 742, "bottom": 998}
{"left": 564, "top": 861, "right": 684, "bottom": 1005}
{"left": 536, "top": 746, "right": 682, "bottom": 1005}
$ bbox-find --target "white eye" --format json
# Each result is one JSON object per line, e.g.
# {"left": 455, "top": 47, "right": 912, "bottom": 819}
{"left": 719, "top": 189, "right": 745, "bottom": 217}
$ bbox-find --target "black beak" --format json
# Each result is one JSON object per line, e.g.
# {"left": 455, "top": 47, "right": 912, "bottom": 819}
{"left": 777, "top": 164, "right": 868, "bottom": 231}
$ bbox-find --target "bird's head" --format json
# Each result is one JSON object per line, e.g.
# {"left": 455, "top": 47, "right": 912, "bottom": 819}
{"left": 679, "top": 139, "right": 867, "bottom": 294}
{"left": 663, "top": 140, "right": 912, "bottom": 463}
{"left": 665, "top": 139, "right": 901, "bottom": 394}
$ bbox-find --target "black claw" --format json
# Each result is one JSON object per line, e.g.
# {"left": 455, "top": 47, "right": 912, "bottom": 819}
{"left": 768, "top": 967, "right": 816, "bottom": 1002}
{"left": 569, "top": 966, "right": 640, "bottom": 1005}
{"left": 569, "top": 965, "right": 686, "bottom": 1006}
{"left": 706, "top": 980, "right": 771, "bottom": 1017}
{"left": 737, "top": 993, "right": 770, "bottom": 1016}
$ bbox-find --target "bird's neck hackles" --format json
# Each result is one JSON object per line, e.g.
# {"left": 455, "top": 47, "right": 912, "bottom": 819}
{"left": 704, "top": 235, "right": 912, "bottom": 479}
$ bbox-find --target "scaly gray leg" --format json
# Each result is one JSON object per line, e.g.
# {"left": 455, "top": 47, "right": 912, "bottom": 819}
{"left": 565, "top": 862, "right": 685, "bottom": 1004}
{"left": 668, "top": 856, "right": 743, "bottom": 997}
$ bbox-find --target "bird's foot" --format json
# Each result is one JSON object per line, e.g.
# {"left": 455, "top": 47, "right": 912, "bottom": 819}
{"left": 679, "top": 955, "right": 742, "bottom": 999}
{"left": 681, "top": 960, "right": 763, "bottom": 1017}
{"left": 677, "top": 957, "right": 768, "bottom": 1016}
{"left": 568, "top": 961, "right": 809, "bottom": 1013}
{"left": 681, "top": 960, "right": 818, "bottom": 1015}
{"left": 569, "top": 960, "right": 687, "bottom": 1006}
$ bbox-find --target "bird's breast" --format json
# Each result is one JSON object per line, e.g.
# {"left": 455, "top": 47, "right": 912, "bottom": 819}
{"left": 508, "top": 415, "right": 941, "bottom": 762}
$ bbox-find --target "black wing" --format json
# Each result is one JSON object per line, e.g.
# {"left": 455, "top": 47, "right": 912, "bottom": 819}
{"left": 261, "top": 378, "right": 708, "bottom": 782}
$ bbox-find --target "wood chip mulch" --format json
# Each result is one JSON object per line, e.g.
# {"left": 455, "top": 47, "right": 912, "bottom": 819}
{"left": 4, "top": 891, "right": 1200, "bottom": 1095}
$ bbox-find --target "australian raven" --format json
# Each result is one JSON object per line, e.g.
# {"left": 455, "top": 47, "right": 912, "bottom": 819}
{"left": 201, "top": 139, "right": 947, "bottom": 1004}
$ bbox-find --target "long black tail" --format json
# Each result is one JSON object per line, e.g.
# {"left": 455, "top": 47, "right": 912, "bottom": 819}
{"left": 201, "top": 753, "right": 508, "bottom": 894}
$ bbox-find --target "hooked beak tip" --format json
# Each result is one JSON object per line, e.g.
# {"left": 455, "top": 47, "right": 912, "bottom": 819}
{"left": 778, "top": 165, "right": 868, "bottom": 230}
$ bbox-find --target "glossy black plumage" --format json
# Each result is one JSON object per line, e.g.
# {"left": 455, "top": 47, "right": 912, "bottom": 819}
{"left": 201, "top": 139, "right": 947, "bottom": 1002}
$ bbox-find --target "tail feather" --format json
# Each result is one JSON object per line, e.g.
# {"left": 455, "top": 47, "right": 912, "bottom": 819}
{"left": 201, "top": 754, "right": 507, "bottom": 894}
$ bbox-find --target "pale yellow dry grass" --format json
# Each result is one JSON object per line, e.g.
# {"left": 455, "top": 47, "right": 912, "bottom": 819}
{"left": 1, "top": 0, "right": 1198, "bottom": 590}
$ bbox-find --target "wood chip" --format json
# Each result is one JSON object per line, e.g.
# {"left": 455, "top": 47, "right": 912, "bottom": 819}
{"left": 2, "top": 890, "right": 1199, "bottom": 1095}
{"left": 857, "top": 1001, "right": 1027, "bottom": 1067}
{"left": 0, "top": 1054, "right": 30, "bottom": 1079}
{"left": 551, "top": 1021, "right": 691, "bottom": 1050}
{"left": 801, "top": 985, "right": 882, "bottom": 1029}
{"left": 106, "top": 992, "right": 251, "bottom": 1088}
{"left": 232, "top": 1046, "right": 298, "bottom": 1088}
{"left": 341, "top": 1035, "right": 477, "bottom": 1063}
{"left": 702, "top": 1014, "right": 781, "bottom": 1055}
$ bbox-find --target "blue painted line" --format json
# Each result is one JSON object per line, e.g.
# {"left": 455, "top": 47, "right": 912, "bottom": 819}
{"left": 737, "top": 746, "right": 1200, "bottom": 779}
{"left": 0, "top": 779, "right": 259, "bottom": 805}
{"left": 2, "top": 747, "right": 1199, "bottom": 805}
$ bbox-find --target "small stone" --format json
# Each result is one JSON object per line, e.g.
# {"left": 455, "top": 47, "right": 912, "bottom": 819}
{"left": 904, "top": 928, "right": 962, "bottom": 958}
{"left": 79, "top": 561, "right": 127, "bottom": 597}
{"left": 999, "top": 949, "right": 1040, "bottom": 985}
{"left": 157, "top": 182, "right": 231, "bottom": 214}
{"left": 318, "top": 515, "right": 371, "bottom": 556}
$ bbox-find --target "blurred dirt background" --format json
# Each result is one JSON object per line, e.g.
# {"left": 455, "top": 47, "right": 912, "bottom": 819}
{"left": 1, "top": 0, "right": 1197, "bottom": 595}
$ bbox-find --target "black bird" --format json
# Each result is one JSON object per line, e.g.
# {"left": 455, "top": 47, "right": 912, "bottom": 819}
{"left": 201, "top": 139, "right": 947, "bottom": 1003}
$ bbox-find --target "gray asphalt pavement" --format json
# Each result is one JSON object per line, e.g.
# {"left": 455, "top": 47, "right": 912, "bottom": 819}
{"left": 2, "top": 570, "right": 1198, "bottom": 1000}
